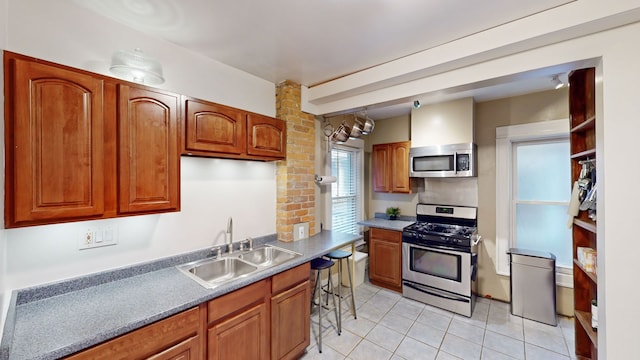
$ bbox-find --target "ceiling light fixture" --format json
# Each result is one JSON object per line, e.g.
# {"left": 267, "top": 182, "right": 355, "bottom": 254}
{"left": 552, "top": 75, "right": 564, "bottom": 90}
{"left": 413, "top": 100, "right": 421, "bottom": 109}
{"left": 110, "top": 48, "right": 165, "bottom": 85}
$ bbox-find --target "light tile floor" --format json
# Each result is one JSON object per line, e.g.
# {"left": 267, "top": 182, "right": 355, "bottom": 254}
{"left": 303, "top": 280, "right": 576, "bottom": 360}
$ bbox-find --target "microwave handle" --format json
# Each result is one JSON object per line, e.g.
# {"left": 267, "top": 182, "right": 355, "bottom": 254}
{"left": 454, "top": 152, "right": 458, "bottom": 174}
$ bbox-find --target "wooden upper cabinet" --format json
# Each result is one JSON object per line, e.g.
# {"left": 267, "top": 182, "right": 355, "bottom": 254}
{"left": 118, "top": 84, "right": 180, "bottom": 214}
{"left": 372, "top": 144, "right": 390, "bottom": 192}
{"left": 184, "top": 98, "right": 246, "bottom": 155}
{"left": 247, "top": 113, "right": 286, "bottom": 159}
{"left": 390, "top": 142, "right": 411, "bottom": 193}
{"left": 5, "top": 54, "right": 105, "bottom": 227}
{"left": 372, "top": 141, "right": 411, "bottom": 193}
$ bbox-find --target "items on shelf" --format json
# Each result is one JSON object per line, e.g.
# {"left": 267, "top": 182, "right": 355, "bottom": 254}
{"left": 577, "top": 247, "right": 597, "bottom": 273}
{"left": 568, "top": 159, "right": 597, "bottom": 226}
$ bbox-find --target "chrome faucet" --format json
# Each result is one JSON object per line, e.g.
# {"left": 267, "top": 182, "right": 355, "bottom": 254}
{"left": 226, "top": 217, "right": 233, "bottom": 254}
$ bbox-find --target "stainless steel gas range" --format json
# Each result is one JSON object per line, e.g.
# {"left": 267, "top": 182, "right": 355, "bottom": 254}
{"left": 402, "top": 203, "right": 481, "bottom": 317}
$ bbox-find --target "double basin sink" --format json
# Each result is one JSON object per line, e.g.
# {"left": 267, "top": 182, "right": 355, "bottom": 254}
{"left": 177, "top": 245, "right": 302, "bottom": 288}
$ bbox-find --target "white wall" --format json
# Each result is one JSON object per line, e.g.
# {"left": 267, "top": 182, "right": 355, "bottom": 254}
{"left": 0, "top": 1, "right": 278, "bottom": 296}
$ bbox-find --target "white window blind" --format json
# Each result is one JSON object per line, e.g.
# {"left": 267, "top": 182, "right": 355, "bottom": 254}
{"left": 331, "top": 146, "right": 362, "bottom": 234}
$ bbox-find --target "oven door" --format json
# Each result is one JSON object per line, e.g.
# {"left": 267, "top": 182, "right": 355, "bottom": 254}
{"left": 402, "top": 242, "right": 473, "bottom": 296}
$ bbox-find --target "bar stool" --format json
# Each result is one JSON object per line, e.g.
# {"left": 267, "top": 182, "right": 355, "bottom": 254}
{"left": 310, "top": 257, "right": 339, "bottom": 353}
{"left": 324, "top": 250, "right": 357, "bottom": 334}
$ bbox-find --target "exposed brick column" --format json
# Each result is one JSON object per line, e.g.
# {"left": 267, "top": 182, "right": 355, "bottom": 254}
{"left": 275, "top": 81, "right": 316, "bottom": 242}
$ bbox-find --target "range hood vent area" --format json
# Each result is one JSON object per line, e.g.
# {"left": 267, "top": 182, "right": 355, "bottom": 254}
{"left": 410, "top": 97, "right": 475, "bottom": 147}
{"left": 410, "top": 97, "right": 478, "bottom": 204}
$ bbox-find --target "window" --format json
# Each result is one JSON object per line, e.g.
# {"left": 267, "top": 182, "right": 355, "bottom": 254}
{"left": 495, "top": 119, "right": 573, "bottom": 287}
{"left": 513, "top": 140, "right": 571, "bottom": 267}
{"left": 331, "top": 143, "right": 363, "bottom": 235}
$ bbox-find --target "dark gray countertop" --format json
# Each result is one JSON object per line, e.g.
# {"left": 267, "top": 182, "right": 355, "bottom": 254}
{"left": 358, "top": 217, "right": 414, "bottom": 232}
{"left": 0, "top": 230, "right": 361, "bottom": 360}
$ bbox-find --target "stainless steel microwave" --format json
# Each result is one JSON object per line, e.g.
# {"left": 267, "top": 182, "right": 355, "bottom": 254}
{"left": 409, "top": 143, "right": 477, "bottom": 178}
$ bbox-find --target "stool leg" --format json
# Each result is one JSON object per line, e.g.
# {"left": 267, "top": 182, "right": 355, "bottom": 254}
{"left": 312, "top": 270, "right": 323, "bottom": 353}
{"left": 328, "top": 267, "right": 340, "bottom": 335}
{"left": 346, "top": 257, "right": 357, "bottom": 319}
{"left": 337, "top": 259, "right": 343, "bottom": 333}
{"left": 311, "top": 270, "right": 319, "bottom": 309}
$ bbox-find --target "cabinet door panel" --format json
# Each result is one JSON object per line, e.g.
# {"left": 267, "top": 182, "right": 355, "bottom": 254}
{"left": 8, "top": 56, "right": 105, "bottom": 225}
{"left": 208, "top": 303, "right": 269, "bottom": 360}
{"left": 390, "top": 142, "right": 411, "bottom": 193}
{"left": 271, "top": 281, "right": 310, "bottom": 360}
{"left": 369, "top": 228, "right": 402, "bottom": 292}
{"left": 146, "top": 335, "right": 200, "bottom": 360}
{"left": 119, "top": 85, "right": 179, "bottom": 213}
{"left": 372, "top": 144, "right": 389, "bottom": 192}
{"left": 185, "top": 99, "right": 246, "bottom": 154}
{"left": 247, "top": 113, "right": 286, "bottom": 159}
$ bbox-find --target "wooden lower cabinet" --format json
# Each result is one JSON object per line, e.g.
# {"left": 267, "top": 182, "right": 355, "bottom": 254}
{"left": 271, "top": 263, "right": 311, "bottom": 360}
{"left": 207, "top": 262, "right": 310, "bottom": 360}
{"left": 207, "top": 280, "right": 270, "bottom": 360}
{"left": 208, "top": 302, "right": 269, "bottom": 360}
{"left": 369, "top": 227, "right": 403, "bottom": 292}
{"left": 65, "top": 307, "right": 201, "bottom": 360}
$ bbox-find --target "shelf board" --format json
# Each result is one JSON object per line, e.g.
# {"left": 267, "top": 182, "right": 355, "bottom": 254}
{"left": 575, "top": 310, "right": 598, "bottom": 349}
{"left": 576, "top": 355, "right": 592, "bottom": 360}
{"left": 571, "top": 116, "right": 596, "bottom": 133}
{"left": 574, "top": 219, "right": 597, "bottom": 233}
{"left": 571, "top": 149, "right": 596, "bottom": 160}
{"left": 574, "top": 259, "right": 597, "bottom": 283}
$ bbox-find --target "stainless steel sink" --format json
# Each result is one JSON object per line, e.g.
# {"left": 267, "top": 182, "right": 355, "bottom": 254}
{"left": 177, "top": 257, "right": 258, "bottom": 288}
{"left": 238, "top": 246, "right": 301, "bottom": 267}
{"left": 177, "top": 245, "right": 301, "bottom": 289}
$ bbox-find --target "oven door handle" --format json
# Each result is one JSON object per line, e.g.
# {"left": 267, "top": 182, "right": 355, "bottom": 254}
{"left": 403, "top": 281, "right": 470, "bottom": 303}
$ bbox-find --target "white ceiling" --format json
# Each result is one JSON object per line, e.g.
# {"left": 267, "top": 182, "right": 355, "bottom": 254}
{"left": 75, "top": 0, "right": 575, "bottom": 119}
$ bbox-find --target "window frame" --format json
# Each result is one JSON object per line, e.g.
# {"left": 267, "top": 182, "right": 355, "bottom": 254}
{"left": 495, "top": 119, "right": 573, "bottom": 287}
{"left": 325, "top": 139, "right": 364, "bottom": 234}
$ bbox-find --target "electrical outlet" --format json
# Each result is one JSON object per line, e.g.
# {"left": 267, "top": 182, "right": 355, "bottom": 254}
{"left": 83, "top": 230, "right": 94, "bottom": 245}
{"left": 79, "top": 224, "right": 118, "bottom": 250}
{"left": 293, "top": 222, "right": 309, "bottom": 241}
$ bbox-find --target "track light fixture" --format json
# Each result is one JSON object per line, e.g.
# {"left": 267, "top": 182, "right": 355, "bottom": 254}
{"left": 552, "top": 75, "right": 564, "bottom": 90}
{"left": 413, "top": 100, "right": 421, "bottom": 109}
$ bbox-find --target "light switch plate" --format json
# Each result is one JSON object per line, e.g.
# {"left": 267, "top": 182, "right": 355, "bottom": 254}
{"left": 293, "top": 222, "right": 309, "bottom": 241}
{"left": 78, "top": 224, "right": 118, "bottom": 250}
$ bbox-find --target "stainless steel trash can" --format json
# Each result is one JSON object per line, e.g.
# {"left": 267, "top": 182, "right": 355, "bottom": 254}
{"left": 508, "top": 248, "right": 557, "bottom": 326}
